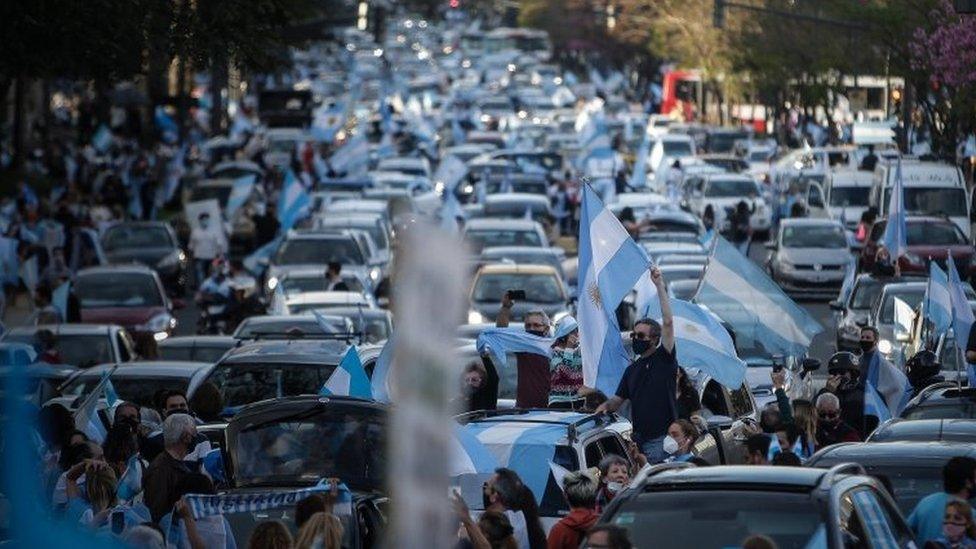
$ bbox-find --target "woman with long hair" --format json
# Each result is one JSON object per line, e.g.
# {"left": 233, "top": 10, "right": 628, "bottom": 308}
{"left": 924, "top": 500, "right": 976, "bottom": 549}
{"left": 295, "top": 512, "right": 343, "bottom": 549}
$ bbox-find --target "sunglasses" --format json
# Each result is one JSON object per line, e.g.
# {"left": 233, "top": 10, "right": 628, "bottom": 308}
{"left": 818, "top": 411, "right": 839, "bottom": 419}
{"left": 631, "top": 333, "right": 660, "bottom": 341}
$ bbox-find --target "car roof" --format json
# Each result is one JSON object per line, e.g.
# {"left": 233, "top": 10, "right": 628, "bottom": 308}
{"left": 477, "top": 264, "right": 558, "bottom": 275}
{"left": 907, "top": 383, "right": 976, "bottom": 406}
{"left": 465, "top": 218, "right": 541, "bottom": 230}
{"left": 285, "top": 291, "right": 370, "bottom": 305}
{"left": 809, "top": 441, "right": 976, "bottom": 465}
{"left": 779, "top": 218, "right": 844, "bottom": 228}
{"left": 6, "top": 324, "right": 117, "bottom": 336}
{"left": 869, "top": 419, "right": 976, "bottom": 442}
{"left": 75, "top": 361, "right": 211, "bottom": 379}
{"left": 460, "top": 410, "right": 622, "bottom": 447}
{"left": 324, "top": 306, "right": 391, "bottom": 319}
{"left": 829, "top": 170, "right": 874, "bottom": 186}
{"left": 157, "top": 336, "right": 236, "bottom": 348}
{"left": 480, "top": 246, "right": 563, "bottom": 257}
{"left": 220, "top": 339, "right": 347, "bottom": 364}
{"left": 77, "top": 264, "right": 157, "bottom": 276}
{"left": 642, "top": 465, "right": 826, "bottom": 489}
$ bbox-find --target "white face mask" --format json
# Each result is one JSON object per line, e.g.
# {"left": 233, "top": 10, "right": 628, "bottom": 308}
{"left": 662, "top": 435, "right": 680, "bottom": 455}
{"left": 605, "top": 481, "right": 623, "bottom": 494}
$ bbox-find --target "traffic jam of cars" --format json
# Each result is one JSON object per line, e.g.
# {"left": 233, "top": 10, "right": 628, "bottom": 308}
{"left": 2, "top": 6, "right": 976, "bottom": 549}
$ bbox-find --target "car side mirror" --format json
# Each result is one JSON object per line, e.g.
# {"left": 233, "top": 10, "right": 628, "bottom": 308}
{"left": 829, "top": 300, "right": 844, "bottom": 311}
{"left": 172, "top": 298, "right": 186, "bottom": 310}
{"left": 801, "top": 358, "right": 821, "bottom": 372}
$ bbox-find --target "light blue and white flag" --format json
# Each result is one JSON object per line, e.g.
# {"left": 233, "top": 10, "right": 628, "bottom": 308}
{"left": 185, "top": 481, "right": 352, "bottom": 520}
{"left": 864, "top": 351, "right": 913, "bottom": 420}
{"left": 103, "top": 376, "right": 119, "bottom": 408}
{"left": 434, "top": 155, "right": 468, "bottom": 193}
{"left": 225, "top": 175, "right": 255, "bottom": 218}
{"left": 863, "top": 381, "right": 893, "bottom": 423}
{"left": 838, "top": 254, "right": 858, "bottom": 305}
{"left": 636, "top": 273, "right": 746, "bottom": 388}
{"left": 329, "top": 134, "right": 370, "bottom": 177}
{"left": 440, "top": 190, "right": 466, "bottom": 233}
{"left": 277, "top": 170, "right": 310, "bottom": 231}
{"left": 767, "top": 433, "right": 783, "bottom": 462}
{"left": 476, "top": 327, "right": 554, "bottom": 371}
{"left": 696, "top": 237, "right": 823, "bottom": 357}
{"left": 116, "top": 454, "right": 144, "bottom": 501}
{"left": 370, "top": 332, "right": 395, "bottom": 403}
{"left": 52, "top": 281, "right": 70, "bottom": 322}
{"left": 947, "top": 255, "right": 976, "bottom": 383}
{"left": 450, "top": 425, "right": 498, "bottom": 477}
{"left": 74, "top": 369, "right": 114, "bottom": 443}
{"left": 925, "top": 261, "right": 951, "bottom": 334}
{"left": 312, "top": 310, "right": 336, "bottom": 334}
{"left": 243, "top": 236, "right": 282, "bottom": 277}
{"left": 578, "top": 184, "right": 651, "bottom": 394}
{"left": 452, "top": 117, "right": 466, "bottom": 144}
{"left": 202, "top": 448, "right": 226, "bottom": 484}
{"left": 320, "top": 346, "right": 372, "bottom": 399}
{"left": 881, "top": 157, "right": 907, "bottom": 260}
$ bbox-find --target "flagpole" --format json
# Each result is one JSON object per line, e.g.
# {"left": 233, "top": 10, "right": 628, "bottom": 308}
{"left": 949, "top": 248, "right": 964, "bottom": 391}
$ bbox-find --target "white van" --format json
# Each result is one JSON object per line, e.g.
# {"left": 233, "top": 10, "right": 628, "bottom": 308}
{"left": 810, "top": 170, "right": 874, "bottom": 230}
{"left": 869, "top": 160, "right": 970, "bottom": 240}
{"left": 649, "top": 134, "right": 696, "bottom": 174}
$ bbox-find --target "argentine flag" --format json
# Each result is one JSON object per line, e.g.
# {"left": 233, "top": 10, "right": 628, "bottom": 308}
{"left": 636, "top": 272, "right": 746, "bottom": 389}
{"left": 450, "top": 425, "right": 498, "bottom": 477}
{"left": 630, "top": 118, "right": 652, "bottom": 189}
{"left": 881, "top": 157, "right": 907, "bottom": 260}
{"left": 320, "top": 346, "right": 372, "bottom": 399}
{"left": 74, "top": 369, "right": 115, "bottom": 443}
{"left": 370, "top": 333, "right": 394, "bottom": 403}
{"left": 925, "top": 261, "right": 951, "bottom": 334}
{"left": 696, "top": 236, "right": 822, "bottom": 358}
{"left": 277, "top": 170, "right": 310, "bottom": 231}
{"left": 947, "top": 255, "right": 976, "bottom": 384}
{"left": 578, "top": 184, "right": 651, "bottom": 394}
{"left": 864, "top": 352, "right": 912, "bottom": 420}
{"left": 225, "top": 174, "right": 255, "bottom": 218}
{"left": 838, "top": 255, "right": 858, "bottom": 305}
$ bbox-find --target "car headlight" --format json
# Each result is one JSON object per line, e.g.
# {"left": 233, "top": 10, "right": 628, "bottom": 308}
{"left": 267, "top": 276, "right": 279, "bottom": 291}
{"left": 878, "top": 339, "right": 893, "bottom": 355}
{"left": 468, "top": 310, "right": 485, "bottom": 324}
{"left": 369, "top": 267, "right": 381, "bottom": 282}
{"left": 140, "top": 312, "right": 174, "bottom": 333}
{"left": 157, "top": 250, "right": 186, "bottom": 269}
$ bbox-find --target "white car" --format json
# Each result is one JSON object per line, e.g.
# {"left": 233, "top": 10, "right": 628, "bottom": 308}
{"left": 687, "top": 174, "right": 772, "bottom": 235}
{"left": 282, "top": 291, "right": 375, "bottom": 316}
{"left": 649, "top": 134, "right": 697, "bottom": 174}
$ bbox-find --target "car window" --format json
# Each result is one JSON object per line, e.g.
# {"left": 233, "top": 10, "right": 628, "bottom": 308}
{"left": 62, "top": 376, "right": 188, "bottom": 408}
{"left": 837, "top": 489, "right": 870, "bottom": 549}
{"left": 275, "top": 238, "right": 365, "bottom": 265}
{"left": 472, "top": 273, "right": 563, "bottom": 303}
{"left": 729, "top": 383, "right": 755, "bottom": 418}
{"left": 850, "top": 279, "right": 883, "bottom": 310}
{"left": 75, "top": 273, "right": 164, "bottom": 308}
{"left": 598, "top": 435, "right": 627, "bottom": 460}
{"left": 102, "top": 226, "right": 173, "bottom": 250}
{"left": 3, "top": 333, "right": 114, "bottom": 368}
{"left": 850, "top": 489, "right": 900, "bottom": 549}
{"left": 781, "top": 225, "right": 847, "bottom": 249}
{"left": 116, "top": 333, "right": 131, "bottom": 362}
{"left": 704, "top": 179, "right": 757, "bottom": 198}
{"left": 879, "top": 290, "right": 924, "bottom": 323}
{"left": 701, "top": 380, "right": 731, "bottom": 417}
{"left": 584, "top": 440, "right": 603, "bottom": 469}
{"left": 158, "top": 346, "right": 194, "bottom": 361}
{"left": 465, "top": 229, "right": 543, "bottom": 252}
{"left": 207, "top": 362, "right": 337, "bottom": 408}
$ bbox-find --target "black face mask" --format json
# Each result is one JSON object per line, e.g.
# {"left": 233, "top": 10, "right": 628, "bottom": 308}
{"left": 632, "top": 339, "right": 651, "bottom": 356}
{"left": 859, "top": 340, "right": 875, "bottom": 354}
{"left": 526, "top": 329, "right": 548, "bottom": 338}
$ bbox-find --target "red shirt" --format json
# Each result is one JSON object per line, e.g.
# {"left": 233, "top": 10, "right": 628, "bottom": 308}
{"left": 515, "top": 352, "right": 550, "bottom": 408}
{"left": 547, "top": 508, "right": 599, "bottom": 549}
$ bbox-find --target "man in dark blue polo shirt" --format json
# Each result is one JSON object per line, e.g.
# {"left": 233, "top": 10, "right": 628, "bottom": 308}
{"left": 596, "top": 266, "right": 676, "bottom": 464}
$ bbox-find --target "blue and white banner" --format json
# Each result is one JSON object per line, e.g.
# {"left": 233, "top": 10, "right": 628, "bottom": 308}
{"left": 320, "top": 346, "right": 372, "bottom": 399}
{"left": 450, "top": 425, "right": 498, "bottom": 477}
{"left": 578, "top": 184, "right": 651, "bottom": 394}
{"left": 838, "top": 255, "right": 858, "bottom": 305}
{"left": 637, "top": 274, "right": 746, "bottom": 388}
{"left": 225, "top": 175, "right": 256, "bottom": 219}
{"left": 696, "top": 237, "right": 822, "bottom": 357}
{"left": 243, "top": 236, "right": 282, "bottom": 277}
{"left": 74, "top": 368, "right": 114, "bottom": 443}
{"left": 434, "top": 155, "right": 468, "bottom": 194}
{"left": 52, "top": 281, "right": 70, "bottom": 322}
{"left": 370, "top": 333, "right": 394, "bottom": 403}
{"left": 881, "top": 158, "right": 907, "bottom": 260}
{"left": 925, "top": 261, "right": 951, "bottom": 334}
{"left": 630, "top": 119, "right": 652, "bottom": 189}
{"left": 864, "top": 352, "right": 912, "bottom": 420}
{"left": 440, "top": 190, "right": 466, "bottom": 233}
{"left": 116, "top": 454, "right": 144, "bottom": 501}
{"left": 277, "top": 170, "right": 310, "bottom": 231}
{"left": 329, "top": 134, "right": 370, "bottom": 177}
{"left": 184, "top": 480, "right": 352, "bottom": 520}
{"left": 947, "top": 255, "right": 976, "bottom": 383}
{"left": 476, "top": 327, "right": 554, "bottom": 371}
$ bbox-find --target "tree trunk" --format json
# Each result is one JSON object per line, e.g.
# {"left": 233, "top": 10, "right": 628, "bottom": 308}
{"left": 176, "top": 56, "right": 188, "bottom": 142}
{"left": 209, "top": 53, "right": 228, "bottom": 136}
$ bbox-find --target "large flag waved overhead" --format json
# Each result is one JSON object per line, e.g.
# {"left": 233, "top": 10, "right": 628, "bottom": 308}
{"left": 577, "top": 184, "right": 650, "bottom": 394}
{"left": 696, "top": 236, "right": 822, "bottom": 357}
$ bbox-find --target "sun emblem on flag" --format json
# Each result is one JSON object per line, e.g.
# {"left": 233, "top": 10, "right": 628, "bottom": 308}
{"left": 587, "top": 282, "right": 603, "bottom": 309}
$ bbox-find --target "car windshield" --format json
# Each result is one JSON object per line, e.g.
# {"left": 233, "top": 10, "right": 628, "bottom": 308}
{"left": 472, "top": 273, "right": 563, "bottom": 303}
{"left": 268, "top": 140, "right": 295, "bottom": 153}
{"left": 75, "top": 273, "right": 163, "bottom": 308}
{"left": 207, "top": 362, "right": 337, "bottom": 408}
{"left": 158, "top": 345, "right": 230, "bottom": 363}
{"left": 62, "top": 376, "right": 187, "bottom": 408}
{"left": 705, "top": 179, "right": 757, "bottom": 198}
{"left": 829, "top": 187, "right": 870, "bottom": 207}
{"left": 234, "top": 318, "right": 350, "bottom": 338}
{"left": 850, "top": 279, "right": 884, "bottom": 310}
{"left": 288, "top": 302, "right": 363, "bottom": 315}
{"left": 275, "top": 238, "right": 365, "bottom": 265}
{"left": 232, "top": 406, "right": 385, "bottom": 491}
{"left": 323, "top": 222, "right": 388, "bottom": 251}
{"left": 748, "top": 151, "right": 771, "bottom": 162}
{"left": 880, "top": 290, "right": 925, "bottom": 323}
{"left": 890, "top": 188, "right": 968, "bottom": 217}
{"left": 102, "top": 226, "right": 172, "bottom": 250}
{"left": 782, "top": 225, "right": 847, "bottom": 248}
{"left": 484, "top": 253, "right": 562, "bottom": 273}
{"left": 465, "top": 229, "right": 543, "bottom": 252}
{"left": 662, "top": 141, "right": 693, "bottom": 157}
{"left": 609, "top": 490, "right": 823, "bottom": 549}
{"left": 282, "top": 276, "right": 364, "bottom": 295}
{"left": 2, "top": 333, "right": 113, "bottom": 368}
{"left": 906, "top": 222, "right": 966, "bottom": 246}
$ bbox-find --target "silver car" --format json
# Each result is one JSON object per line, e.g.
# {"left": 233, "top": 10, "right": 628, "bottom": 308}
{"left": 766, "top": 218, "right": 852, "bottom": 299}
